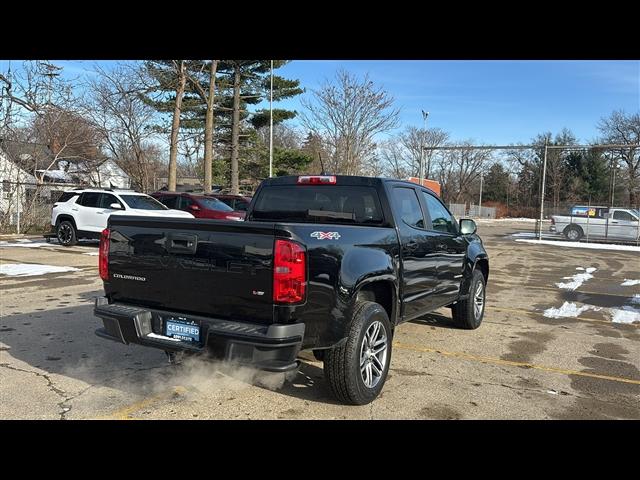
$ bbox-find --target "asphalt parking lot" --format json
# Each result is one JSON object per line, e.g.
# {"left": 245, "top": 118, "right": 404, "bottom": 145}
{"left": 1, "top": 221, "right": 639, "bottom": 420}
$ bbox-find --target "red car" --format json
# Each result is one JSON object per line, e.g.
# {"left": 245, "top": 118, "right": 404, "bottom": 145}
{"left": 151, "top": 192, "right": 245, "bottom": 221}
{"left": 207, "top": 193, "right": 252, "bottom": 213}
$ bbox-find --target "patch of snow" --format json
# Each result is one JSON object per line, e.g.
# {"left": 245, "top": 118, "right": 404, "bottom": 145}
{"left": 610, "top": 307, "right": 640, "bottom": 324}
{"left": 516, "top": 239, "right": 640, "bottom": 252}
{"left": 621, "top": 279, "right": 640, "bottom": 286}
{"left": 556, "top": 268, "right": 597, "bottom": 291}
{"left": 630, "top": 295, "right": 640, "bottom": 305}
{"left": 0, "top": 241, "right": 51, "bottom": 248}
{"left": 576, "top": 267, "right": 584, "bottom": 271}
{"left": 0, "top": 263, "right": 80, "bottom": 277}
{"left": 476, "top": 217, "right": 538, "bottom": 223}
{"left": 543, "top": 302, "right": 600, "bottom": 318}
{"left": 83, "top": 251, "right": 99, "bottom": 256}
{"left": 547, "top": 390, "right": 559, "bottom": 395}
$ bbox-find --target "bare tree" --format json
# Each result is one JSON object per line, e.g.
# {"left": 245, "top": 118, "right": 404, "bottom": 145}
{"left": 300, "top": 69, "right": 400, "bottom": 175}
{"left": 379, "top": 138, "right": 411, "bottom": 179}
{"left": 0, "top": 61, "right": 94, "bottom": 182}
{"left": 598, "top": 110, "right": 640, "bottom": 205}
{"left": 167, "top": 61, "right": 187, "bottom": 192}
{"left": 85, "top": 65, "right": 162, "bottom": 192}
{"left": 434, "top": 142, "right": 491, "bottom": 203}
{"left": 399, "top": 126, "right": 449, "bottom": 178}
{"left": 186, "top": 60, "right": 219, "bottom": 193}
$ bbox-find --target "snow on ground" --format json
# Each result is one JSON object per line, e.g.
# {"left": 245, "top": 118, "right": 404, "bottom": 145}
{"left": 543, "top": 302, "right": 599, "bottom": 318}
{"left": 555, "top": 268, "right": 597, "bottom": 290}
{"left": 0, "top": 241, "right": 52, "bottom": 248}
{"left": 621, "top": 279, "right": 640, "bottom": 286}
{"left": 631, "top": 295, "right": 640, "bottom": 305}
{"left": 610, "top": 307, "right": 640, "bottom": 324}
{"left": 0, "top": 263, "right": 80, "bottom": 277}
{"left": 476, "top": 218, "right": 538, "bottom": 223}
{"left": 543, "top": 301, "right": 639, "bottom": 324}
{"left": 83, "top": 252, "right": 99, "bottom": 256}
{"left": 516, "top": 238, "right": 640, "bottom": 252}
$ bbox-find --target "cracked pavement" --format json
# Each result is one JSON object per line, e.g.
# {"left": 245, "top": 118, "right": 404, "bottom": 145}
{"left": 1, "top": 222, "right": 639, "bottom": 419}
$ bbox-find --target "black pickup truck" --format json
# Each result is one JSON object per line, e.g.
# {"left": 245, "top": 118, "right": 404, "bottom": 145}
{"left": 94, "top": 175, "right": 489, "bottom": 405}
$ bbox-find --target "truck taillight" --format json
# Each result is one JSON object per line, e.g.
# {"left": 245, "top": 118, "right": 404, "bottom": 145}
{"left": 99, "top": 228, "right": 110, "bottom": 281}
{"left": 273, "top": 239, "right": 306, "bottom": 304}
{"left": 297, "top": 175, "right": 336, "bottom": 185}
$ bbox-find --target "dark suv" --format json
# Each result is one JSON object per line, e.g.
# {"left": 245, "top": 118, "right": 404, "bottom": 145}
{"left": 151, "top": 192, "right": 245, "bottom": 220}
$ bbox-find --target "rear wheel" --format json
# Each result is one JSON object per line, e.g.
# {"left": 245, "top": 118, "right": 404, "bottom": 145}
{"left": 564, "top": 225, "right": 583, "bottom": 241}
{"left": 56, "top": 220, "right": 77, "bottom": 246}
{"left": 452, "top": 269, "right": 486, "bottom": 330}
{"left": 323, "top": 301, "right": 392, "bottom": 405}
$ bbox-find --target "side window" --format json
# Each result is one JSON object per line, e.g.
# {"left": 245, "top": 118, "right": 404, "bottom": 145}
{"left": 236, "top": 199, "right": 249, "bottom": 212}
{"left": 99, "top": 193, "right": 122, "bottom": 209}
{"left": 79, "top": 192, "right": 101, "bottom": 208}
{"left": 179, "top": 196, "right": 194, "bottom": 210}
{"left": 423, "top": 191, "right": 456, "bottom": 234}
{"left": 613, "top": 210, "right": 634, "bottom": 221}
{"left": 158, "top": 195, "right": 178, "bottom": 209}
{"left": 392, "top": 187, "right": 425, "bottom": 229}
{"left": 219, "top": 197, "right": 233, "bottom": 208}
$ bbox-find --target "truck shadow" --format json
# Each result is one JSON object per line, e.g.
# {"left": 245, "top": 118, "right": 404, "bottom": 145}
{"left": 0, "top": 292, "right": 342, "bottom": 405}
{"left": 409, "top": 311, "right": 460, "bottom": 330}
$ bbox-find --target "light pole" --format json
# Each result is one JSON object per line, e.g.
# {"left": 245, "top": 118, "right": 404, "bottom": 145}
{"left": 269, "top": 60, "right": 274, "bottom": 178}
{"left": 419, "top": 110, "right": 429, "bottom": 185}
{"left": 538, "top": 140, "right": 548, "bottom": 240}
{"left": 478, "top": 173, "right": 483, "bottom": 215}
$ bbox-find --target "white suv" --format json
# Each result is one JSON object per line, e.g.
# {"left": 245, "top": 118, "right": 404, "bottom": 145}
{"left": 51, "top": 188, "right": 194, "bottom": 246}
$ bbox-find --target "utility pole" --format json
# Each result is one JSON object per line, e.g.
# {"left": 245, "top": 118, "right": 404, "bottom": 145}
{"left": 269, "top": 60, "right": 274, "bottom": 178}
{"left": 538, "top": 141, "right": 548, "bottom": 240}
{"left": 478, "top": 173, "right": 483, "bottom": 215}
{"left": 419, "top": 110, "right": 429, "bottom": 185}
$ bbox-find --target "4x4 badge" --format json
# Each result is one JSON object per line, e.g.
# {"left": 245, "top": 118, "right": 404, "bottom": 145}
{"left": 310, "top": 231, "right": 341, "bottom": 240}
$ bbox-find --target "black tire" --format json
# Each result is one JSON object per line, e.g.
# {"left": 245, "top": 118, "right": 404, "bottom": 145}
{"left": 452, "top": 269, "right": 486, "bottom": 330}
{"left": 323, "top": 301, "right": 392, "bottom": 405}
{"left": 56, "top": 220, "right": 77, "bottom": 246}
{"left": 564, "top": 225, "right": 583, "bottom": 241}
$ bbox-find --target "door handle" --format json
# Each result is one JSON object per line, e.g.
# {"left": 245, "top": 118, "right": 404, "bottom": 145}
{"left": 405, "top": 241, "right": 419, "bottom": 251}
{"left": 610, "top": 221, "right": 619, "bottom": 224}
{"left": 96, "top": 212, "right": 104, "bottom": 215}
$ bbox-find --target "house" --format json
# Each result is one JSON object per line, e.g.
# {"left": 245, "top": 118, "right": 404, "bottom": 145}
{"left": 0, "top": 138, "right": 132, "bottom": 189}
{"left": 0, "top": 147, "right": 38, "bottom": 224}
{"left": 82, "top": 159, "right": 131, "bottom": 189}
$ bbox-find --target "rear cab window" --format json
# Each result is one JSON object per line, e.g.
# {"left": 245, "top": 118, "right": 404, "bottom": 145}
{"left": 251, "top": 185, "right": 384, "bottom": 225}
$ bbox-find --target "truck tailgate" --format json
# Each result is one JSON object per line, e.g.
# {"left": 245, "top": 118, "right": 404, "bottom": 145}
{"left": 105, "top": 217, "right": 277, "bottom": 324}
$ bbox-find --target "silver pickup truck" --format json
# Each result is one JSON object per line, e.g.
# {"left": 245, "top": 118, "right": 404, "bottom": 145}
{"left": 550, "top": 206, "right": 640, "bottom": 241}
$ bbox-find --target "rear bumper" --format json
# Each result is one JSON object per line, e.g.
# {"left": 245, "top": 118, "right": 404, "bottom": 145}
{"left": 94, "top": 297, "right": 304, "bottom": 372}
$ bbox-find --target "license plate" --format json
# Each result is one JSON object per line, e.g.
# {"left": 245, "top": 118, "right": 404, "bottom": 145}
{"left": 164, "top": 317, "right": 200, "bottom": 343}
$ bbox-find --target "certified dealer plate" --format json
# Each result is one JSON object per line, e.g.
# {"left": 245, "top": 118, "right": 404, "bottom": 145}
{"left": 164, "top": 317, "right": 200, "bottom": 343}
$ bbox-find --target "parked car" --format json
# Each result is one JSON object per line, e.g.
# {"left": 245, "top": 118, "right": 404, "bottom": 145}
{"left": 550, "top": 206, "right": 640, "bottom": 241}
{"left": 207, "top": 193, "right": 252, "bottom": 212}
{"left": 151, "top": 192, "right": 245, "bottom": 221}
{"left": 94, "top": 175, "right": 488, "bottom": 405}
{"left": 51, "top": 188, "right": 193, "bottom": 246}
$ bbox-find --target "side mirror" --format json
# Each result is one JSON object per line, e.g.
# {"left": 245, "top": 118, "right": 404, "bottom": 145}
{"left": 109, "top": 203, "right": 123, "bottom": 210}
{"left": 459, "top": 218, "right": 477, "bottom": 235}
